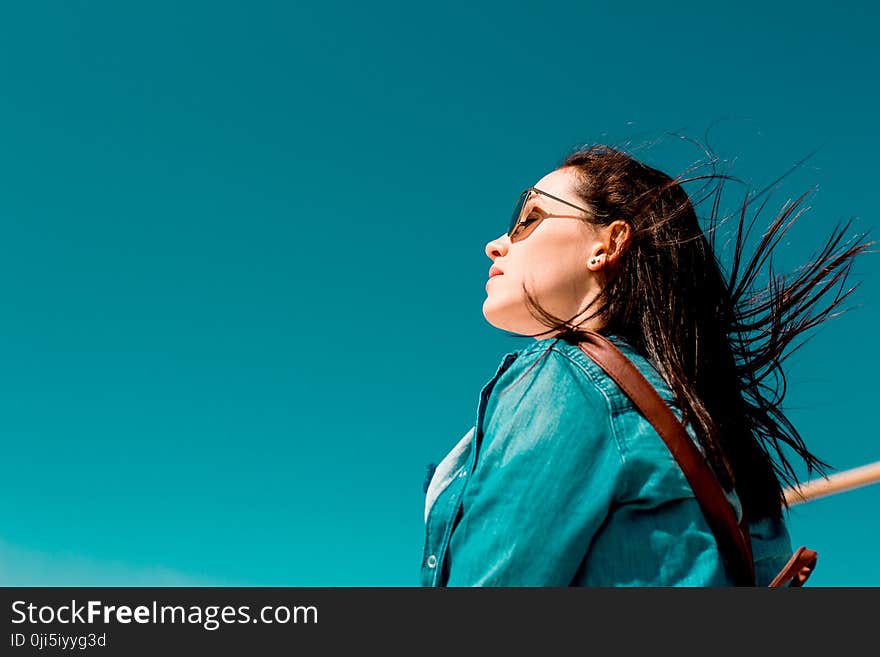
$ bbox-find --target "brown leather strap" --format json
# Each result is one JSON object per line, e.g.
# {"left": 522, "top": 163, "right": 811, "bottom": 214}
{"left": 576, "top": 330, "right": 757, "bottom": 586}
{"left": 768, "top": 546, "right": 817, "bottom": 587}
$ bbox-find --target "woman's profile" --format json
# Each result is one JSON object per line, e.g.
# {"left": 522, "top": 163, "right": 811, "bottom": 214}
{"left": 421, "top": 141, "right": 874, "bottom": 586}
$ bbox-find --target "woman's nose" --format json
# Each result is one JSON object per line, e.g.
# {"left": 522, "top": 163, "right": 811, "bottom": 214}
{"left": 485, "top": 233, "right": 508, "bottom": 260}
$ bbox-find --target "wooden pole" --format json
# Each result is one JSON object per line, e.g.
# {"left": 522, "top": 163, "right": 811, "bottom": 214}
{"left": 783, "top": 460, "right": 880, "bottom": 506}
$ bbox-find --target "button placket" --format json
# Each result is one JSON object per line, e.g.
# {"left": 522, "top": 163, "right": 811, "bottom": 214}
{"left": 429, "top": 477, "right": 466, "bottom": 585}
{"left": 423, "top": 350, "right": 521, "bottom": 587}
{"left": 431, "top": 352, "right": 519, "bottom": 586}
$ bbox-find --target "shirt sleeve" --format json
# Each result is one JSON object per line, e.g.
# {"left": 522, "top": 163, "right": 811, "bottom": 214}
{"left": 444, "top": 347, "right": 627, "bottom": 586}
{"left": 749, "top": 514, "right": 795, "bottom": 586}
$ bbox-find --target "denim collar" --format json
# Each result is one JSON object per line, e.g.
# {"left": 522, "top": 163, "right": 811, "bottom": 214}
{"left": 508, "top": 332, "right": 632, "bottom": 359}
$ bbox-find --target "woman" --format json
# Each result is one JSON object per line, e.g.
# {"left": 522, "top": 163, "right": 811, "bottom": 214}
{"left": 421, "top": 143, "right": 873, "bottom": 586}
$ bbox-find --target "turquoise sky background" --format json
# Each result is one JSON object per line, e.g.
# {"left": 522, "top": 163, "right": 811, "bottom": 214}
{"left": 0, "top": 1, "right": 877, "bottom": 586}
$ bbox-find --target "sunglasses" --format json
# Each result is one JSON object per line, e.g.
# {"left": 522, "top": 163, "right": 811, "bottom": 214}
{"left": 508, "top": 187, "right": 592, "bottom": 240}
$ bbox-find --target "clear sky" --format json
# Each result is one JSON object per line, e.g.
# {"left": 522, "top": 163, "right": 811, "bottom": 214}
{"left": 0, "top": 1, "right": 877, "bottom": 586}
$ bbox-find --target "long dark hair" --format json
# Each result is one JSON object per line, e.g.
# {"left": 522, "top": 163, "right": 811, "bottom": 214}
{"left": 504, "top": 140, "right": 875, "bottom": 523}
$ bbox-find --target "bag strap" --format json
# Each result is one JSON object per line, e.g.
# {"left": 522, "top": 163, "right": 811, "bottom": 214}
{"left": 576, "top": 330, "right": 757, "bottom": 586}
{"left": 768, "top": 546, "right": 818, "bottom": 587}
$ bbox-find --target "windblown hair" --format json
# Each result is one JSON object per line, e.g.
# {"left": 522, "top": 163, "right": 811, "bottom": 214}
{"left": 505, "top": 140, "right": 874, "bottom": 523}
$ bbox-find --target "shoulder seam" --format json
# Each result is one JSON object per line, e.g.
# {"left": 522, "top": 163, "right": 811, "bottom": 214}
{"left": 549, "top": 343, "right": 636, "bottom": 412}
{"left": 548, "top": 347, "right": 631, "bottom": 491}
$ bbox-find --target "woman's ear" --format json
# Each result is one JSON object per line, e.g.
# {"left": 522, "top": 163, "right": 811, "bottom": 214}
{"left": 605, "top": 220, "right": 632, "bottom": 263}
{"left": 588, "top": 221, "right": 630, "bottom": 271}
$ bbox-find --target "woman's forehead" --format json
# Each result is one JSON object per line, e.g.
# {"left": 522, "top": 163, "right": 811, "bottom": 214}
{"left": 533, "top": 167, "right": 578, "bottom": 198}
{"left": 526, "top": 169, "right": 582, "bottom": 213}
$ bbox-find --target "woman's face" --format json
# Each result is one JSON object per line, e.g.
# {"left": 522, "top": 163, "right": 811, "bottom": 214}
{"left": 483, "top": 167, "right": 608, "bottom": 338}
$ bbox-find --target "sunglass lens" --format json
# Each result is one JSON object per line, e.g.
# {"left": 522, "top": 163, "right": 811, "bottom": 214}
{"left": 508, "top": 191, "right": 528, "bottom": 237}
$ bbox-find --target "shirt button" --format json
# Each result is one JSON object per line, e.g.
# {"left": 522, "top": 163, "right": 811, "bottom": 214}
{"left": 426, "top": 554, "right": 438, "bottom": 569}
{"left": 458, "top": 469, "right": 467, "bottom": 478}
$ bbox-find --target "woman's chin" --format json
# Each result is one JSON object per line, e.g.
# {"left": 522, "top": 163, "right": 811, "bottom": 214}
{"left": 481, "top": 297, "right": 506, "bottom": 326}
{"left": 481, "top": 303, "right": 526, "bottom": 335}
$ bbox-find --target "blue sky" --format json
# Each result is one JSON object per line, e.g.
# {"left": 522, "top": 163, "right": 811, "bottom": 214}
{"left": 0, "top": 1, "right": 877, "bottom": 586}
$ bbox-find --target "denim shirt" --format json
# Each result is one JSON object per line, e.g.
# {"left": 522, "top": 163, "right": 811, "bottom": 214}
{"left": 421, "top": 334, "right": 794, "bottom": 586}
